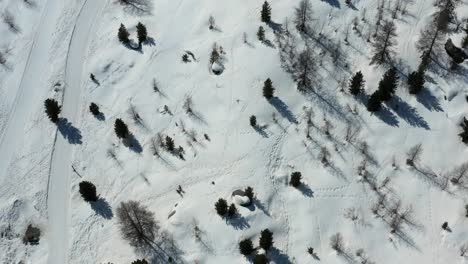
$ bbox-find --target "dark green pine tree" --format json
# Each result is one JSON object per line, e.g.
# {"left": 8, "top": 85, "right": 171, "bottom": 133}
{"left": 136, "top": 22, "right": 148, "bottom": 47}
{"left": 377, "top": 67, "right": 398, "bottom": 101}
{"left": 290, "top": 171, "right": 302, "bottom": 187}
{"left": 118, "top": 24, "right": 130, "bottom": 44}
{"left": 250, "top": 115, "right": 257, "bottom": 127}
{"left": 79, "top": 181, "right": 98, "bottom": 202}
{"left": 259, "top": 228, "right": 274, "bottom": 251}
{"left": 131, "top": 260, "right": 148, "bottom": 264}
{"left": 89, "top": 102, "right": 100, "bottom": 116}
{"left": 261, "top": 1, "right": 272, "bottom": 23}
{"left": 114, "top": 118, "right": 129, "bottom": 139}
{"left": 215, "top": 198, "right": 228, "bottom": 217}
{"left": 349, "top": 71, "right": 365, "bottom": 95}
{"left": 227, "top": 203, "right": 238, "bottom": 218}
{"left": 407, "top": 69, "right": 425, "bottom": 95}
{"left": 244, "top": 186, "right": 254, "bottom": 201}
{"left": 165, "top": 136, "right": 175, "bottom": 151}
{"left": 239, "top": 239, "right": 254, "bottom": 256}
{"left": 367, "top": 91, "right": 383, "bottom": 112}
{"left": 459, "top": 117, "right": 468, "bottom": 144}
{"left": 263, "top": 78, "right": 275, "bottom": 99}
{"left": 44, "top": 98, "right": 61, "bottom": 123}
{"left": 253, "top": 254, "right": 269, "bottom": 264}
{"left": 462, "top": 35, "right": 468, "bottom": 49}
{"left": 257, "top": 26, "right": 265, "bottom": 41}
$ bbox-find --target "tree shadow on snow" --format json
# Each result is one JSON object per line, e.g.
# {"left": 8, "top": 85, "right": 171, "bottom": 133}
{"left": 95, "top": 112, "right": 106, "bottom": 121}
{"left": 416, "top": 89, "right": 443, "bottom": 112}
{"left": 322, "top": 0, "right": 341, "bottom": 8}
{"left": 298, "top": 183, "right": 314, "bottom": 197}
{"left": 123, "top": 133, "right": 143, "bottom": 153}
{"left": 227, "top": 215, "right": 250, "bottom": 230}
{"left": 388, "top": 96, "right": 430, "bottom": 130}
{"left": 267, "top": 21, "right": 283, "bottom": 34}
{"left": 269, "top": 97, "right": 298, "bottom": 124}
{"left": 268, "top": 247, "right": 293, "bottom": 264}
{"left": 58, "top": 118, "right": 83, "bottom": 144}
{"left": 374, "top": 106, "right": 399, "bottom": 127}
{"left": 90, "top": 197, "right": 113, "bottom": 219}
{"left": 245, "top": 199, "right": 271, "bottom": 217}
{"left": 254, "top": 126, "right": 269, "bottom": 138}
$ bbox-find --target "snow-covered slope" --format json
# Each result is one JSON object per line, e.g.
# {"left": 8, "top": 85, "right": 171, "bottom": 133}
{"left": 1, "top": 0, "right": 468, "bottom": 263}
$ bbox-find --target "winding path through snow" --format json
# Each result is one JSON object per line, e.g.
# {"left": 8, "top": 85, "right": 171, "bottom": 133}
{"left": 47, "top": 0, "right": 106, "bottom": 263}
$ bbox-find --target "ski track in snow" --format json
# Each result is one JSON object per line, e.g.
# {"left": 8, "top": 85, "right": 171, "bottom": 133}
{"left": 47, "top": 0, "right": 106, "bottom": 263}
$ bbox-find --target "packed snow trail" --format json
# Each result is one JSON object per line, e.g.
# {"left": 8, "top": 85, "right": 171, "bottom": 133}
{"left": 47, "top": 0, "right": 106, "bottom": 263}
{"left": 0, "top": 0, "right": 62, "bottom": 182}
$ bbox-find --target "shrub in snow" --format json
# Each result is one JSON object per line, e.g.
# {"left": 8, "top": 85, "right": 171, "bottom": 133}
{"left": 330, "top": 233, "right": 344, "bottom": 253}
{"left": 114, "top": 118, "right": 129, "bottom": 139}
{"left": 182, "top": 54, "right": 190, "bottom": 63}
{"left": 208, "top": 15, "right": 216, "bottom": 30}
{"left": 215, "top": 198, "right": 228, "bottom": 217}
{"left": 89, "top": 103, "right": 100, "bottom": 116}
{"left": 239, "top": 238, "right": 254, "bottom": 256}
{"left": 250, "top": 115, "right": 257, "bottom": 127}
{"left": 23, "top": 224, "right": 40, "bottom": 245}
{"left": 406, "top": 143, "right": 422, "bottom": 167}
{"left": 260, "top": 1, "right": 271, "bottom": 23}
{"left": 254, "top": 254, "right": 269, "bottom": 264}
{"left": 165, "top": 136, "right": 175, "bottom": 152}
{"left": 44, "top": 98, "right": 61, "bottom": 123}
{"left": 116, "top": 200, "right": 158, "bottom": 250}
{"left": 349, "top": 71, "right": 364, "bottom": 95}
{"left": 79, "top": 181, "right": 98, "bottom": 202}
{"left": 263, "top": 78, "right": 275, "bottom": 99}
{"left": 118, "top": 24, "right": 130, "bottom": 44}
{"left": 290, "top": 171, "right": 302, "bottom": 187}
{"left": 259, "top": 228, "right": 274, "bottom": 251}
{"left": 257, "top": 26, "right": 265, "bottom": 41}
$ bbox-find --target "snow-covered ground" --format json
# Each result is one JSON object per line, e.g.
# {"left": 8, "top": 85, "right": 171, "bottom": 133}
{"left": 1, "top": 0, "right": 468, "bottom": 263}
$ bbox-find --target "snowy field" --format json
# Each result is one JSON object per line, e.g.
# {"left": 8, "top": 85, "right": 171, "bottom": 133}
{"left": 1, "top": 0, "right": 468, "bottom": 263}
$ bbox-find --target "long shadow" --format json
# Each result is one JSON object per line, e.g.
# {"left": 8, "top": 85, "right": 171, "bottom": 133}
{"left": 267, "top": 21, "right": 283, "bottom": 34}
{"left": 374, "top": 105, "right": 399, "bottom": 127}
{"left": 123, "top": 133, "right": 143, "bottom": 153}
{"left": 262, "top": 39, "right": 276, "bottom": 49}
{"left": 119, "top": 0, "right": 153, "bottom": 15}
{"left": 268, "top": 247, "right": 293, "bottom": 264}
{"left": 145, "top": 37, "right": 156, "bottom": 47}
{"left": 95, "top": 112, "right": 105, "bottom": 121}
{"left": 58, "top": 118, "right": 82, "bottom": 144}
{"left": 90, "top": 197, "right": 113, "bottom": 219}
{"left": 254, "top": 126, "right": 269, "bottom": 138}
{"left": 416, "top": 89, "right": 443, "bottom": 112}
{"left": 298, "top": 183, "right": 314, "bottom": 197}
{"left": 322, "top": 0, "right": 341, "bottom": 8}
{"left": 269, "top": 97, "right": 298, "bottom": 124}
{"left": 227, "top": 215, "right": 250, "bottom": 230}
{"left": 254, "top": 199, "right": 271, "bottom": 217}
{"left": 390, "top": 97, "right": 430, "bottom": 130}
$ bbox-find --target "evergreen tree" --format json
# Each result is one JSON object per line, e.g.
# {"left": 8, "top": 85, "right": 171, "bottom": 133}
{"left": 459, "top": 117, "right": 468, "bottom": 144}
{"left": 349, "top": 71, "right": 365, "bottom": 95}
{"left": 263, "top": 78, "right": 275, "bottom": 99}
{"left": 239, "top": 238, "right": 254, "bottom": 256}
{"left": 89, "top": 103, "right": 100, "bottom": 116}
{"left": 254, "top": 254, "right": 269, "bottom": 264}
{"left": 250, "top": 115, "right": 257, "bottom": 127}
{"left": 114, "top": 118, "right": 129, "bottom": 139}
{"left": 367, "top": 91, "right": 382, "bottom": 112}
{"left": 290, "top": 171, "right": 302, "bottom": 187}
{"left": 165, "top": 136, "right": 175, "bottom": 151}
{"left": 215, "top": 198, "right": 228, "bottom": 216}
{"left": 44, "top": 98, "right": 61, "bottom": 123}
{"left": 462, "top": 34, "right": 468, "bottom": 49}
{"left": 257, "top": 26, "right": 265, "bottom": 41}
{"left": 244, "top": 186, "right": 254, "bottom": 201}
{"left": 261, "top": 1, "right": 272, "bottom": 23}
{"left": 136, "top": 22, "right": 148, "bottom": 47}
{"left": 259, "top": 228, "right": 274, "bottom": 251}
{"left": 118, "top": 24, "right": 130, "bottom": 44}
{"left": 228, "top": 203, "right": 238, "bottom": 218}
{"left": 131, "top": 260, "right": 148, "bottom": 264}
{"left": 79, "top": 181, "right": 98, "bottom": 202}
{"left": 377, "top": 67, "right": 398, "bottom": 101}
{"left": 407, "top": 69, "right": 425, "bottom": 95}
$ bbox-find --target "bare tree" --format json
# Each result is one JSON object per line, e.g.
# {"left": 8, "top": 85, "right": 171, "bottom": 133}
{"left": 117, "top": 0, "right": 152, "bottom": 14}
{"left": 183, "top": 96, "right": 194, "bottom": 114}
{"left": 319, "top": 147, "right": 330, "bottom": 166}
{"left": 3, "top": 12, "right": 20, "bottom": 33}
{"left": 344, "top": 207, "right": 359, "bottom": 222}
{"left": 294, "top": 46, "right": 316, "bottom": 92}
{"left": 450, "top": 162, "right": 468, "bottom": 185}
{"left": 149, "top": 136, "right": 162, "bottom": 157}
{"left": 208, "top": 15, "right": 216, "bottom": 30}
{"left": 330, "top": 233, "right": 344, "bottom": 253}
{"left": 370, "top": 20, "right": 397, "bottom": 65}
{"left": 294, "top": 0, "right": 313, "bottom": 34}
{"left": 460, "top": 243, "right": 468, "bottom": 256}
{"left": 406, "top": 143, "right": 423, "bottom": 167}
{"left": 116, "top": 200, "right": 158, "bottom": 251}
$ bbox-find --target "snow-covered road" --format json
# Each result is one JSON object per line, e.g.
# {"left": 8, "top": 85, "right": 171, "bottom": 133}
{"left": 47, "top": 0, "right": 106, "bottom": 263}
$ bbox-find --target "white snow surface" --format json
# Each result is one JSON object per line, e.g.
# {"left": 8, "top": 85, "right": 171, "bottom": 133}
{"left": 0, "top": 0, "right": 468, "bottom": 263}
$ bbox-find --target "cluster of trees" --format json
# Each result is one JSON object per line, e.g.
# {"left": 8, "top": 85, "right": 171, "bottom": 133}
{"left": 239, "top": 229, "right": 274, "bottom": 263}
{"left": 118, "top": 22, "right": 148, "bottom": 48}
{"left": 214, "top": 198, "right": 238, "bottom": 219}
